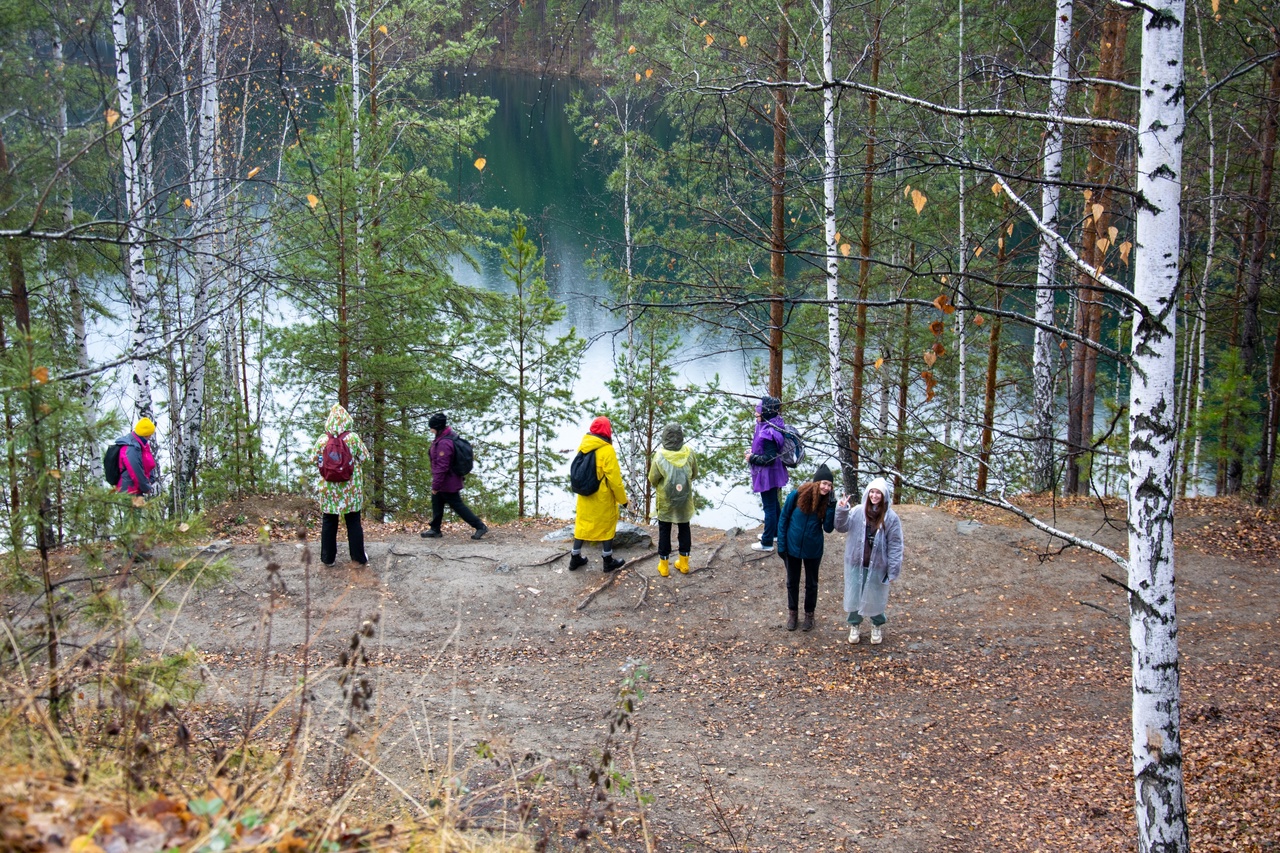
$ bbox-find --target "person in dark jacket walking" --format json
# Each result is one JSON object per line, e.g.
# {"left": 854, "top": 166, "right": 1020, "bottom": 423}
{"left": 421, "top": 412, "right": 488, "bottom": 540}
{"left": 744, "top": 396, "right": 790, "bottom": 551}
{"left": 777, "top": 463, "right": 837, "bottom": 632}
{"left": 115, "top": 417, "right": 158, "bottom": 496}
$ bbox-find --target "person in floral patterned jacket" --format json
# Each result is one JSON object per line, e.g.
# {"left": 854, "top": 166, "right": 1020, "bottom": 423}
{"left": 311, "top": 403, "right": 369, "bottom": 566}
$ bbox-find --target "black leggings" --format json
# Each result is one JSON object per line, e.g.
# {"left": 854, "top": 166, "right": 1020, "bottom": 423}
{"left": 321, "top": 511, "right": 366, "bottom": 565}
{"left": 657, "top": 521, "right": 691, "bottom": 558}
{"left": 783, "top": 553, "right": 821, "bottom": 613}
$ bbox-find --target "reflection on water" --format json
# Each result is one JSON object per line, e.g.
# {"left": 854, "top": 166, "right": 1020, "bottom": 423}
{"left": 444, "top": 70, "right": 763, "bottom": 529}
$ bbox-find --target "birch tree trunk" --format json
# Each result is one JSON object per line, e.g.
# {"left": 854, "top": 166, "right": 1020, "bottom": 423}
{"left": 954, "top": 0, "right": 968, "bottom": 463}
{"left": 1127, "top": 1, "right": 1189, "bottom": 847}
{"left": 176, "top": 0, "right": 221, "bottom": 510}
{"left": 826, "top": 0, "right": 863, "bottom": 492}
{"left": 112, "top": 0, "right": 154, "bottom": 421}
{"left": 1032, "top": 0, "right": 1073, "bottom": 492}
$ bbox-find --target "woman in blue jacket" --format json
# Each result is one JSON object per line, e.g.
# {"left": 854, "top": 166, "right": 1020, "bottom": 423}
{"left": 777, "top": 463, "right": 836, "bottom": 632}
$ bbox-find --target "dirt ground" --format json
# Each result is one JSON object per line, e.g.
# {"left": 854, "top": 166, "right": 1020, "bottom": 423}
{"left": 134, "top": 495, "right": 1277, "bottom": 852}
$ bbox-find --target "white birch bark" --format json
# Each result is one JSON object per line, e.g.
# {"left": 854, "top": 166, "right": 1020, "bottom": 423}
{"left": 177, "top": 0, "right": 222, "bottom": 505}
{"left": 955, "top": 0, "right": 967, "bottom": 463}
{"left": 820, "top": 0, "right": 850, "bottom": 486}
{"left": 1127, "top": 2, "right": 1189, "bottom": 848}
{"left": 112, "top": 0, "right": 154, "bottom": 421}
{"left": 1032, "top": 0, "right": 1073, "bottom": 491}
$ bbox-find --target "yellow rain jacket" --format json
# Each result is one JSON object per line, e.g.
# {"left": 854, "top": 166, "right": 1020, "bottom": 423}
{"left": 572, "top": 433, "right": 629, "bottom": 541}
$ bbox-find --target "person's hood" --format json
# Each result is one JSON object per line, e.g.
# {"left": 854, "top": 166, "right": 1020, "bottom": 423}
{"left": 325, "top": 404, "right": 354, "bottom": 435}
{"left": 661, "top": 422, "right": 684, "bottom": 451}
{"left": 579, "top": 432, "right": 611, "bottom": 453}
{"left": 862, "top": 476, "right": 892, "bottom": 509}
{"left": 660, "top": 445, "right": 692, "bottom": 467}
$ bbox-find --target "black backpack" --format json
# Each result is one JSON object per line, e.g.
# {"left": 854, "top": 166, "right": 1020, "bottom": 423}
{"left": 449, "top": 433, "right": 474, "bottom": 477}
{"left": 778, "top": 428, "right": 806, "bottom": 468}
{"left": 103, "top": 440, "right": 126, "bottom": 486}
{"left": 569, "top": 449, "right": 600, "bottom": 496}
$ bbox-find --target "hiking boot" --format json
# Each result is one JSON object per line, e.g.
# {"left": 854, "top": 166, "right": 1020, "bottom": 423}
{"left": 847, "top": 624, "right": 860, "bottom": 644}
{"left": 421, "top": 529, "right": 442, "bottom": 538}
{"left": 568, "top": 553, "right": 588, "bottom": 571}
{"left": 801, "top": 612, "right": 815, "bottom": 632}
{"left": 750, "top": 541, "right": 774, "bottom": 552}
{"left": 657, "top": 558, "right": 670, "bottom": 577}
{"left": 675, "top": 554, "right": 690, "bottom": 574}
{"left": 786, "top": 610, "right": 798, "bottom": 631}
{"left": 870, "top": 623, "right": 884, "bottom": 645}
{"left": 471, "top": 525, "right": 488, "bottom": 540}
{"left": 602, "top": 555, "right": 627, "bottom": 573}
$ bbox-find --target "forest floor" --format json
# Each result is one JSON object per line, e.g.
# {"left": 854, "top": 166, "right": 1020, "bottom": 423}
{"left": 74, "top": 494, "right": 1280, "bottom": 850}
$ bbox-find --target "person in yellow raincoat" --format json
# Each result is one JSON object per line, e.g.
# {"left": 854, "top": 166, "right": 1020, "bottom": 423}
{"left": 568, "top": 416, "right": 629, "bottom": 573}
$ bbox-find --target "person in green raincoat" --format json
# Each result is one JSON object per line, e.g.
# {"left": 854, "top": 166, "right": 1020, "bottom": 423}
{"left": 647, "top": 421, "right": 698, "bottom": 577}
{"left": 311, "top": 403, "right": 370, "bottom": 566}
{"left": 568, "top": 417, "right": 629, "bottom": 573}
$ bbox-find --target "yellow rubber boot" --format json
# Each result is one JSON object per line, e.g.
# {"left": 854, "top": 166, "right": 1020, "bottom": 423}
{"left": 675, "top": 555, "right": 690, "bottom": 574}
{"left": 657, "top": 558, "right": 670, "bottom": 577}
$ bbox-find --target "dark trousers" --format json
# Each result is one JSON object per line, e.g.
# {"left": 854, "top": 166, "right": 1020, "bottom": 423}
{"left": 321, "top": 511, "right": 366, "bottom": 565}
{"left": 760, "top": 488, "right": 781, "bottom": 546}
{"left": 430, "top": 490, "right": 484, "bottom": 531}
{"left": 657, "top": 521, "right": 691, "bottom": 558}
{"left": 573, "top": 537, "right": 615, "bottom": 554}
{"left": 783, "top": 553, "right": 821, "bottom": 613}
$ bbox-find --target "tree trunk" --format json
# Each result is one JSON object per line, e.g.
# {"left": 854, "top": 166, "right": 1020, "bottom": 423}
{"left": 1066, "top": 4, "right": 1129, "bottom": 496}
{"left": 112, "top": 0, "right": 154, "bottom": 421}
{"left": 955, "top": 0, "right": 968, "bottom": 464}
{"left": 977, "top": 216, "right": 1009, "bottom": 494}
{"left": 823, "top": 0, "right": 860, "bottom": 494}
{"left": 176, "top": 0, "right": 222, "bottom": 512}
{"left": 848, "top": 3, "right": 881, "bottom": 495}
{"left": 768, "top": 1, "right": 793, "bottom": 400}
{"left": 1032, "top": 0, "right": 1074, "bottom": 493}
{"left": 894, "top": 246, "right": 914, "bottom": 498}
{"left": 1237, "top": 50, "right": 1280, "bottom": 498}
{"left": 1258, "top": 314, "right": 1280, "bottom": 503}
{"left": 1127, "top": 2, "right": 1190, "bottom": 847}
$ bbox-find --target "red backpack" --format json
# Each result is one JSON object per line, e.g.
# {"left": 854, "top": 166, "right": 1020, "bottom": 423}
{"left": 319, "top": 431, "right": 355, "bottom": 482}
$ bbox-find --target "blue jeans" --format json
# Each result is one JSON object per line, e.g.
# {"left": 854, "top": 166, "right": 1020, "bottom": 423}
{"left": 759, "top": 487, "right": 780, "bottom": 546}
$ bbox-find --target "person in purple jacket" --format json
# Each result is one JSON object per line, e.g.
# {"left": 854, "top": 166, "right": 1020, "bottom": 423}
{"left": 743, "top": 395, "right": 790, "bottom": 552}
{"left": 420, "top": 412, "right": 488, "bottom": 540}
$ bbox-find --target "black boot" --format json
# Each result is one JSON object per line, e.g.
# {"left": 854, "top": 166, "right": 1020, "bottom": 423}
{"left": 801, "top": 612, "right": 815, "bottom": 632}
{"left": 568, "top": 553, "right": 588, "bottom": 571}
{"left": 602, "top": 555, "right": 627, "bottom": 573}
{"left": 786, "top": 610, "right": 798, "bottom": 631}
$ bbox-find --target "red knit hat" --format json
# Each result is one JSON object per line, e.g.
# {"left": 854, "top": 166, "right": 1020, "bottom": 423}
{"left": 589, "top": 416, "right": 612, "bottom": 439}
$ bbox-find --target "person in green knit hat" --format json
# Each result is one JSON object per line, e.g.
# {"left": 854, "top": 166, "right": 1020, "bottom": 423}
{"left": 647, "top": 421, "right": 698, "bottom": 577}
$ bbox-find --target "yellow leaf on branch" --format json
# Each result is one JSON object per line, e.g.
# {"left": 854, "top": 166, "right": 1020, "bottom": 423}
{"left": 839, "top": 243, "right": 852, "bottom": 257}
{"left": 911, "top": 189, "right": 927, "bottom": 214}
{"left": 1119, "top": 241, "right": 1133, "bottom": 266}
{"left": 247, "top": 166, "right": 261, "bottom": 179}
{"left": 739, "top": 35, "right": 748, "bottom": 47}
{"left": 474, "top": 157, "right": 486, "bottom": 171}
{"left": 105, "top": 108, "right": 120, "bottom": 128}
{"left": 307, "top": 194, "right": 319, "bottom": 209}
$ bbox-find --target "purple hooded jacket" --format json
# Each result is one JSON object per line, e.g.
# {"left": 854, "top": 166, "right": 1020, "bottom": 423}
{"left": 430, "top": 427, "right": 465, "bottom": 493}
{"left": 749, "top": 416, "right": 790, "bottom": 493}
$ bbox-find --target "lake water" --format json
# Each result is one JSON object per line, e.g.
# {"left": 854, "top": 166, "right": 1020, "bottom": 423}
{"left": 443, "top": 70, "right": 765, "bottom": 528}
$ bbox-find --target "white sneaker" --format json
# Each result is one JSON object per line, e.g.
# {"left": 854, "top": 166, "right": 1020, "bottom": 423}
{"left": 847, "top": 625, "right": 860, "bottom": 644}
{"left": 870, "top": 624, "right": 884, "bottom": 645}
{"left": 750, "top": 542, "right": 774, "bottom": 552}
